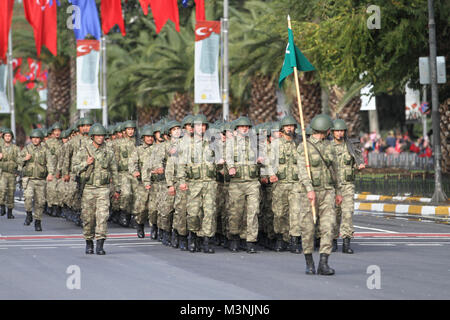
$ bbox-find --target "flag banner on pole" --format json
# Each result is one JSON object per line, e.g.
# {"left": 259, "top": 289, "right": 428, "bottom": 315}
{"left": 38, "top": 88, "right": 47, "bottom": 110}
{"left": 405, "top": 82, "right": 421, "bottom": 122}
{"left": 148, "top": 0, "right": 180, "bottom": 33}
{"left": 278, "top": 28, "right": 314, "bottom": 88}
{"left": 23, "top": 0, "right": 58, "bottom": 57}
{"left": 194, "top": 21, "right": 221, "bottom": 104}
{"left": 195, "top": 0, "right": 206, "bottom": 21}
{"left": 101, "top": 0, "right": 126, "bottom": 36}
{"left": 76, "top": 40, "right": 101, "bottom": 110}
{"left": 0, "top": 64, "right": 10, "bottom": 113}
{"left": 0, "top": 0, "right": 14, "bottom": 64}
{"left": 69, "top": 0, "right": 102, "bottom": 40}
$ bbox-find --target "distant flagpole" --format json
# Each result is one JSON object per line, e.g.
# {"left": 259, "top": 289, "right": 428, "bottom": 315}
{"left": 287, "top": 15, "right": 316, "bottom": 223}
{"left": 101, "top": 33, "right": 108, "bottom": 127}
{"left": 7, "top": 30, "right": 15, "bottom": 141}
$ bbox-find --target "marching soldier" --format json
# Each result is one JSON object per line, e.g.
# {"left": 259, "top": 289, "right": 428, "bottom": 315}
{"left": 297, "top": 114, "right": 342, "bottom": 275}
{"left": 20, "top": 129, "right": 56, "bottom": 231}
{"left": 45, "top": 122, "right": 64, "bottom": 217}
{"left": 129, "top": 125, "right": 154, "bottom": 238}
{"left": 225, "top": 117, "right": 262, "bottom": 253}
{"left": 178, "top": 115, "right": 219, "bottom": 253}
{"left": 73, "top": 124, "right": 120, "bottom": 255}
{"left": 331, "top": 119, "right": 365, "bottom": 253}
{"left": 0, "top": 128, "right": 20, "bottom": 219}
{"left": 269, "top": 115, "right": 302, "bottom": 254}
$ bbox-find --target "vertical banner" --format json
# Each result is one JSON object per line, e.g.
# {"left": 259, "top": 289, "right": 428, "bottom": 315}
{"left": 405, "top": 82, "right": 421, "bottom": 122}
{"left": 195, "top": 21, "right": 221, "bottom": 104}
{"left": 0, "top": 64, "right": 10, "bottom": 113}
{"left": 76, "top": 40, "right": 101, "bottom": 110}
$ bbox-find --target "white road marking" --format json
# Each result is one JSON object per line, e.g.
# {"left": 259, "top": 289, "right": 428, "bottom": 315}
{"left": 354, "top": 225, "right": 398, "bottom": 233}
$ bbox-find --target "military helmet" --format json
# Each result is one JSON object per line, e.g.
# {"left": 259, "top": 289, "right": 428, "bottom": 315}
{"left": 182, "top": 115, "right": 194, "bottom": 128}
{"left": 332, "top": 119, "right": 348, "bottom": 131}
{"left": 152, "top": 122, "right": 163, "bottom": 134}
{"left": 234, "top": 116, "right": 252, "bottom": 128}
{"left": 310, "top": 114, "right": 333, "bottom": 132}
{"left": 51, "top": 122, "right": 63, "bottom": 131}
{"left": 193, "top": 114, "right": 209, "bottom": 125}
{"left": 89, "top": 123, "right": 107, "bottom": 137}
{"left": 271, "top": 121, "right": 281, "bottom": 132}
{"left": 123, "top": 120, "right": 137, "bottom": 129}
{"left": 280, "top": 115, "right": 298, "bottom": 128}
{"left": 140, "top": 125, "right": 154, "bottom": 137}
{"left": 30, "top": 129, "right": 44, "bottom": 139}
{"left": 2, "top": 128, "right": 13, "bottom": 138}
{"left": 306, "top": 125, "right": 313, "bottom": 135}
{"left": 167, "top": 120, "right": 181, "bottom": 132}
{"left": 60, "top": 130, "right": 69, "bottom": 139}
{"left": 78, "top": 117, "right": 94, "bottom": 126}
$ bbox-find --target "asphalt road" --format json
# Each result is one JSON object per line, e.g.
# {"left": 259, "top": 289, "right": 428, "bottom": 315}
{"left": 1, "top": 201, "right": 449, "bottom": 301}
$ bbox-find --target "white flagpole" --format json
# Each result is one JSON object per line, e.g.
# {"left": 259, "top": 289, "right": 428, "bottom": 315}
{"left": 101, "top": 33, "right": 108, "bottom": 127}
{"left": 7, "top": 30, "right": 15, "bottom": 141}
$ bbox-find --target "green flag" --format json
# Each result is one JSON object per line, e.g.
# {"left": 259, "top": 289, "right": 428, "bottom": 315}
{"left": 278, "top": 28, "right": 315, "bottom": 88}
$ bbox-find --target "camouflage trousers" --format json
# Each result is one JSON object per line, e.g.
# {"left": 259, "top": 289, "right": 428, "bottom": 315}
{"left": 334, "top": 184, "right": 355, "bottom": 239}
{"left": 147, "top": 182, "right": 158, "bottom": 226}
{"left": 0, "top": 172, "right": 16, "bottom": 209}
{"left": 173, "top": 182, "right": 188, "bottom": 236}
{"left": 260, "top": 183, "right": 275, "bottom": 240}
{"left": 155, "top": 181, "right": 174, "bottom": 232}
{"left": 23, "top": 178, "right": 46, "bottom": 220}
{"left": 272, "top": 182, "right": 302, "bottom": 241}
{"left": 66, "top": 173, "right": 81, "bottom": 211}
{"left": 216, "top": 181, "right": 229, "bottom": 237}
{"left": 186, "top": 180, "right": 217, "bottom": 238}
{"left": 300, "top": 189, "right": 336, "bottom": 255}
{"left": 118, "top": 171, "right": 136, "bottom": 212}
{"left": 46, "top": 178, "right": 60, "bottom": 206}
{"left": 81, "top": 186, "right": 110, "bottom": 240}
{"left": 133, "top": 182, "right": 150, "bottom": 225}
{"left": 227, "top": 181, "right": 260, "bottom": 243}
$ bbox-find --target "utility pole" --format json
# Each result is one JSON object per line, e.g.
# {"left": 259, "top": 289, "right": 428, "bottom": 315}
{"left": 428, "top": 0, "right": 447, "bottom": 203}
{"left": 222, "top": 0, "right": 229, "bottom": 121}
{"left": 7, "top": 30, "right": 15, "bottom": 141}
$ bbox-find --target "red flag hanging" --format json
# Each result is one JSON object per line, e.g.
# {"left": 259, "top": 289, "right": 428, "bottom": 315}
{"left": 139, "top": 0, "right": 151, "bottom": 16}
{"left": 0, "top": 0, "right": 14, "bottom": 64}
{"left": 195, "top": 0, "right": 205, "bottom": 21}
{"left": 23, "top": 0, "right": 58, "bottom": 57}
{"left": 101, "top": 0, "right": 126, "bottom": 36}
{"left": 149, "top": 0, "right": 180, "bottom": 33}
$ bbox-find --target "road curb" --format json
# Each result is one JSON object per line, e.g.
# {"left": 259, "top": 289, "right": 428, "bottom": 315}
{"left": 354, "top": 193, "right": 432, "bottom": 203}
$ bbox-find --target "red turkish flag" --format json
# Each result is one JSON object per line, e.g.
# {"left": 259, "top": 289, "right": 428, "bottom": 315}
{"left": 101, "top": 0, "right": 126, "bottom": 36}
{"left": 148, "top": 0, "right": 180, "bottom": 33}
{"left": 23, "top": 0, "right": 57, "bottom": 57}
{"left": 0, "top": 0, "right": 14, "bottom": 63}
{"left": 139, "top": 0, "right": 151, "bottom": 16}
{"left": 195, "top": 0, "right": 205, "bottom": 21}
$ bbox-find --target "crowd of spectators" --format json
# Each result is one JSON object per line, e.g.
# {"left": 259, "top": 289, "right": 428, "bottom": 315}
{"left": 360, "top": 130, "right": 432, "bottom": 164}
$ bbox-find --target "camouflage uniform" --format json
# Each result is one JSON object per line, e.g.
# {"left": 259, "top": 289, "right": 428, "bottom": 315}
{"left": 177, "top": 132, "right": 218, "bottom": 252}
{"left": 0, "top": 141, "right": 20, "bottom": 213}
{"left": 226, "top": 131, "right": 261, "bottom": 249}
{"left": 45, "top": 137, "right": 63, "bottom": 212}
{"left": 73, "top": 139, "right": 119, "bottom": 241}
{"left": 20, "top": 142, "right": 55, "bottom": 223}
{"left": 297, "top": 135, "right": 341, "bottom": 255}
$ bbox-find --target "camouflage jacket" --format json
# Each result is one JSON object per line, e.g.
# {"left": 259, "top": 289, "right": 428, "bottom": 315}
{"left": 225, "top": 134, "right": 260, "bottom": 182}
{"left": 0, "top": 143, "right": 20, "bottom": 174}
{"left": 267, "top": 136, "right": 299, "bottom": 182}
{"left": 115, "top": 137, "right": 136, "bottom": 172}
{"left": 128, "top": 142, "right": 152, "bottom": 184}
{"left": 331, "top": 140, "right": 357, "bottom": 185}
{"left": 142, "top": 142, "right": 167, "bottom": 185}
{"left": 19, "top": 143, "right": 56, "bottom": 179}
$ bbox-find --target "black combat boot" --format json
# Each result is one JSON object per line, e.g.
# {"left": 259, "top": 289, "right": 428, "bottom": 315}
{"left": 290, "top": 236, "right": 302, "bottom": 254}
{"left": 157, "top": 228, "right": 163, "bottom": 242}
{"left": 7, "top": 208, "right": 14, "bottom": 219}
{"left": 150, "top": 224, "right": 158, "bottom": 240}
{"left": 203, "top": 237, "right": 215, "bottom": 254}
{"left": 24, "top": 211, "right": 33, "bottom": 225}
{"left": 0, "top": 205, "right": 6, "bottom": 216}
{"left": 195, "top": 235, "right": 202, "bottom": 252}
{"left": 34, "top": 220, "right": 42, "bottom": 232}
{"left": 342, "top": 237, "right": 354, "bottom": 254}
{"left": 137, "top": 224, "right": 145, "bottom": 238}
{"left": 51, "top": 205, "right": 58, "bottom": 217}
{"left": 314, "top": 237, "right": 321, "bottom": 251}
{"left": 246, "top": 242, "right": 257, "bottom": 254}
{"left": 85, "top": 240, "right": 94, "bottom": 254}
{"left": 96, "top": 239, "right": 106, "bottom": 255}
{"left": 229, "top": 235, "right": 239, "bottom": 252}
{"left": 171, "top": 230, "right": 179, "bottom": 248}
{"left": 317, "top": 253, "right": 335, "bottom": 276}
{"left": 304, "top": 254, "right": 316, "bottom": 275}
{"left": 332, "top": 239, "right": 338, "bottom": 252}
{"left": 55, "top": 206, "right": 62, "bottom": 218}
{"left": 179, "top": 236, "right": 188, "bottom": 251}
{"left": 188, "top": 232, "right": 197, "bottom": 253}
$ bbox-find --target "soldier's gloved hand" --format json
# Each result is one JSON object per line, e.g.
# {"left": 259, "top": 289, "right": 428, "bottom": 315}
{"left": 156, "top": 167, "right": 164, "bottom": 174}
{"left": 113, "top": 192, "right": 120, "bottom": 200}
{"left": 307, "top": 191, "right": 316, "bottom": 204}
{"left": 179, "top": 183, "right": 188, "bottom": 191}
{"left": 87, "top": 156, "right": 94, "bottom": 165}
{"left": 358, "top": 164, "right": 366, "bottom": 170}
{"left": 269, "top": 175, "right": 278, "bottom": 183}
{"left": 47, "top": 174, "right": 54, "bottom": 182}
{"left": 133, "top": 171, "right": 141, "bottom": 178}
{"left": 168, "top": 186, "right": 176, "bottom": 196}
{"left": 25, "top": 154, "right": 32, "bottom": 161}
{"left": 0, "top": 153, "right": 3, "bottom": 160}
{"left": 217, "top": 158, "right": 225, "bottom": 165}
{"left": 228, "top": 168, "right": 236, "bottom": 176}
{"left": 63, "top": 174, "right": 70, "bottom": 182}
{"left": 145, "top": 184, "right": 152, "bottom": 190}
{"left": 260, "top": 177, "right": 268, "bottom": 184}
